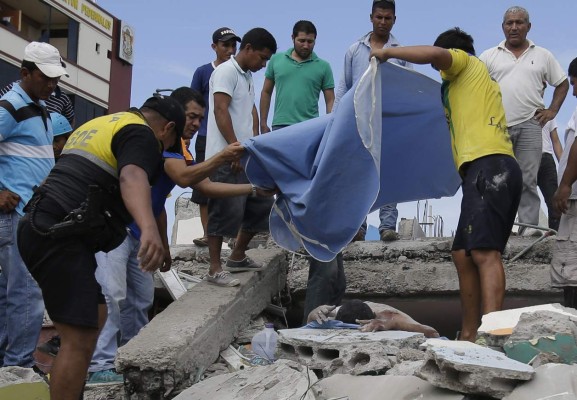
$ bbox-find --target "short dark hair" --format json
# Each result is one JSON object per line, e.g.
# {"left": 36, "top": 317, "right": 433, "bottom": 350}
{"left": 240, "top": 27, "right": 277, "bottom": 54}
{"left": 335, "top": 299, "right": 375, "bottom": 324}
{"left": 434, "top": 27, "right": 476, "bottom": 56}
{"left": 21, "top": 60, "right": 39, "bottom": 73}
{"left": 372, "top": 0, "right": 395, "bottom": 14}
{"left": 292, "top": 20, "right": 317, "bottom": 37}
{"left": 170, "top": 87, "right": 205, "bottom": 109}
{"left": 569, "top": 57, "right": 577, "bottom": 78}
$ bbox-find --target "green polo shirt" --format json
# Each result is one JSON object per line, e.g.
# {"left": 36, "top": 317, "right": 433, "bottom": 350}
{"left": 265, "top": 48, "right": 334, "bottom": 127}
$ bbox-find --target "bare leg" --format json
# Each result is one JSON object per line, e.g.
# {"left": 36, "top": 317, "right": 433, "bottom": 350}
{"left": 208, "top": 235, "right": 223, "bottom": 275}
{"left": 200, "top": 204, "right": 208, "bottom": 239}
{"left": 49, "top": 304, "right": 107, "bottom": 400}
{"left": 452, "top": 250, "right": 481, "bottom": 342}
{"left": 228, "top": 230, "right": 256, "bottom": 261}
{"left": 471, "top": 249, "right": 506, "bottom": 315}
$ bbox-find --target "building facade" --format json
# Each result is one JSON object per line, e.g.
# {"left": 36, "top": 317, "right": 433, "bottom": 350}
{"left": 0, "top": 0, "right": 133, "bottom": 126}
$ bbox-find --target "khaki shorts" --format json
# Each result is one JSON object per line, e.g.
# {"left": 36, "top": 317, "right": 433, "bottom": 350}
{"left": 551, "top": 200, "right": 577, "bottom": 287}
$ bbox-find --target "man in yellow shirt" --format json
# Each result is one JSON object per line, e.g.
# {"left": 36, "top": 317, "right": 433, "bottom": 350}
{"left": 371, "top": 28, "right": 522, "bottom": 342}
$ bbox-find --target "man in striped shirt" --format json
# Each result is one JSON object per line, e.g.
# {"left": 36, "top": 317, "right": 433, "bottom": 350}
{"left": 0, "top": 41, "right": 68, "bottom": 370}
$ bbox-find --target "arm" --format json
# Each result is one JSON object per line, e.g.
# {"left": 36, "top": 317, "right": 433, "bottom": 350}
{"left": 334, "top": 49, "right": 353, "bottom": 106}
{"left": 164, "top": 143, "right": 244, "bottom": 187}
{"left": 323, "top": 88, "right": 335, "bottom": 114}
{"left": 371, "top": 45, "right": 452, "bottom": 71}
{"left": 551, "top": 128, "right": 563, "bottom": 161}
{"left": 259, "top": 78, "right": 275, "bottom": 133}
{"left": 155, "top": 208, "right": 171, "bottom": 272}
{"left": 119, "top": 164, "right": 164, "bottom": 272}
{"left": 554, "top": 139, "right": 577, "bottom": 214}
{"left": 213, "top": 92, "right": 237, "bottom": 144}
{"left": 535, "top": 79, "right": 569, "bottom": 126}
{"left": 192, "top": 178, "right": 277, "bottom": 198}
{"left": 252, "top": 105, "right": 259, "bottom": 136}
{"left": 0, "top": 190, "right": 20, "bottom": 213}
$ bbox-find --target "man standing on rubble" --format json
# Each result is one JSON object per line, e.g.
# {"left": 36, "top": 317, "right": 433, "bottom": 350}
{"left": 371, "top": 27, "right": 522, "bottom": 342}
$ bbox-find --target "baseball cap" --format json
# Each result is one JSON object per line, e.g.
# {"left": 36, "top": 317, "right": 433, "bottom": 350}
{"left": 23, "top": 42, "right": 69, "bottom": 78}
{"left": 141, "top": 96, "right": 186, "bottom": 141}
{"left": 50, "top": 112, "right": 73, "bottom": 137}
{"left": 212, "top": 27, "right": 241, "bottom": 44}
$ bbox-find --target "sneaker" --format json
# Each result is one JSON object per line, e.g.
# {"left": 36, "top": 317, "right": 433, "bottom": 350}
{"left": 380, "top": 229, "right": 399, "bottom": 242}
{"left": 205, "top": 271, "right": 240, "bottom": 287}
{"left": 224, "top": 256, "right": 265, "bottom": 272}
{"left": 87, "top": 369, "right": 123, "bottom": 384}
{"left": 37, "top": 335, "right": 60, "bottom": 357}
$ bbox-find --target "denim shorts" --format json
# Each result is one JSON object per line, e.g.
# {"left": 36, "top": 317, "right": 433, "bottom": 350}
{"left": 17, "top": 210, "right": 105, "bottom": 328}
{"left": 452, "top": 154, "right": 522, "bottom": 254}
{"left": 207, "top": 165, "right": 273, "bottom": 237}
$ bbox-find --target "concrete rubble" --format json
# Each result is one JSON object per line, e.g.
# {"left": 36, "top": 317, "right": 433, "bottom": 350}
{"left": 115, "top": 248, "right": 287, "bottom": 399}
{"left": 315, "top": 374, "right": 465, "bottom": 400}
{"left": 503, "top": 363, "right": 577, "bottom": 400}
{"left": 172, "top": 360, "right": 318, "bottom": 400}
{"left": 503, "top": 310, "right": 577, "bottom": 364}
{"left": 417, "top": 339, "right": 535, "bottom": 399}
{"left": 277, "top": 327, "right": 425, "bottom": 376}
{"left": 0, "top": 366, "right": 49, "bottom": 399}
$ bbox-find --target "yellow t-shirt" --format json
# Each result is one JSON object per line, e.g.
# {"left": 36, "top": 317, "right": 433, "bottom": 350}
{"left": 440, "top": 49, "right": 514, "bottom": 171}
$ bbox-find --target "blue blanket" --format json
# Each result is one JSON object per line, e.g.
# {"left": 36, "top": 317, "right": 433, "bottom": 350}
{"left": 243, "top": 60, "right": 460, "bottom": 261}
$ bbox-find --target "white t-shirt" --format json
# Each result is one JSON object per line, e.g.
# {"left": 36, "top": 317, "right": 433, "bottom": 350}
{"left": 541, "top": 119, "right": 558, "bottom": 155}
{"left": 479, "top": 40, "right": 567, "bottom": 127}
{"left": 557, "top": 108, "right": 577, "bottom": 198}
{"left": 206, "top": 56, "right": 255, "bottom": 159}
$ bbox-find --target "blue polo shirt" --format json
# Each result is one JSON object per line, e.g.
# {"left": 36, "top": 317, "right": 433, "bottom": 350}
{"left": 0, "top": 84, "right": 54, "bottom": 215}
{"left": 190, "top": 62, "right": 215, "bottom": 137}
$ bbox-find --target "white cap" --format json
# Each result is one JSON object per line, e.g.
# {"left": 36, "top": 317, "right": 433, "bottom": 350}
{"left": 23, "top": 42, "right": 69, "bottom": 78}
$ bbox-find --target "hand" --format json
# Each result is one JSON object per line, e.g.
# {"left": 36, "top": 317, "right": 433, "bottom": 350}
{"left": 231, "top": 160, "right": 244, "bottom": 174}
{"left": 0, "top": 190, "right": 20, "bottom": 213}
{"left": 554, "top": 183, "right": 572, "bottom": 214}
{"left": 219, "top": 142, "right": 244, "bottom": 163}
{"left": 261, "top": 125, "right": 271, "bottom": 134}
{"left": 159, "top": 247, "right": 172, "bottom": 272}
{"left": 370, "top": 48, "right": 389, "bottom": 63}
{"left": 137, "top": 227, "right": 165, "bottom": 272}
{"left": 256, "top": 187, "right": 279, "bottom": 197}
{"left": 311, "top": 305, "right": 336, "bottom": 324}
{"left": 534, "top": 109, "right": 557, "bottom": 127}
{"left": 357, "top": 318, "right": 393, "bottom": 332}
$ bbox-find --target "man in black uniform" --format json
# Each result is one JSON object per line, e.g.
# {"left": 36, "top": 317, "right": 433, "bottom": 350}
{"left": 18, "top": 96, "right": 185, "bottom": 400}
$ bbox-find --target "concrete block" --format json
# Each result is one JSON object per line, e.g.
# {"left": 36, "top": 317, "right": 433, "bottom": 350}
{"left": 173, "top": 360, "right": 317, "bottom": 400}
{"left": 0, "top": 367, "right": 49, "bottom": 400}
{"left": 417, "top": 339, "right": 535, "bottom": 399}
{"left": 115, "top": 249, "right": 287, "bottom": 399}
{"left": 503, "top": 310, "right": 577, "bottom": 364}
{"left": 277, "top": 327, "right": 425, "bottom": 376}
{"left": 316, "top": 374, "right": 466, "bottom": 400}
{"left": 503, "top": 363, "right": 577, "bottom": 400}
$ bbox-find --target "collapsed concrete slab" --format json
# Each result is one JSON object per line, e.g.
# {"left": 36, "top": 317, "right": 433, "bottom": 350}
{"left": 277, "top": 327, "right": 425, "bottom": 376}
{"left": 503, "top": 310, "right": 577, "bottom": 364}
{"left": 172, "top": 360, "right": 317, "bottom": 400}
{"left": 115, "top": 249, "right": 287, "bottom": 399}
{"left": 417, "top": 339, "right": 535, "bottom": 399}
{"left": 315, "top": 374, "right": 466, "bottom": 400}
{"left": 0, "top": 366, "right": 49, "bottom": 399}
{"left": 84, "top": 383, "right": 125, "bottom": 400}
{"left": 503, "top": 363, "right": 577, "bottom": 400}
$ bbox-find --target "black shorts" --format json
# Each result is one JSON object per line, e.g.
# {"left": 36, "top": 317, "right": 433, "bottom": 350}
{"left": 207, "top": 164, "right": 273, "bottom": 237}
{"left": 17, "top": 209, "right": 105, "bottom": 329}
{"left": 191, "top": 135, "right": 208, "bottom": 205}
{"left": 452, "top": 154, "right": 522, "bottom": 254}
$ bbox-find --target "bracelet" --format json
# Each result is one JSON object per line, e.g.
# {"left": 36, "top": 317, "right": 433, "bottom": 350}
{"left": 250, "top": 184, "right": 257, "bottom": 197}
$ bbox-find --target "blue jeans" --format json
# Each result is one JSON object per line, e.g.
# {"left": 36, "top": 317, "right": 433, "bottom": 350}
{"left": 303, "top": 253, "right": 346, "bottom": 323}
{"left": 89, "top": 233, "right": 154, "bottom": 372}
{"left": 359, "top": 203, "right": 398, "bottom": 235}
{"left": 0, "top": 211, "right": 44, "bottom": 367}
